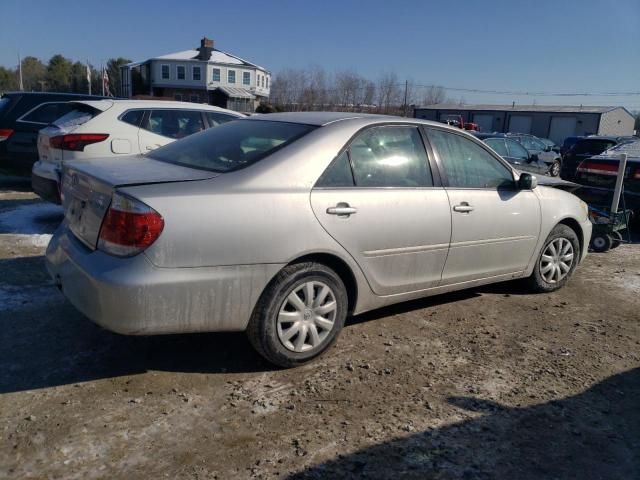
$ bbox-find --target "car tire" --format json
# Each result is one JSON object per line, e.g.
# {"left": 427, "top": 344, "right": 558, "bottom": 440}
{"left": 610, "top": 231, "right": 623, "bottom": 249}
{"left": 590, "top": 234, "right": 613, "bottom": 253}
{"left": 527, "top": 224, "right": 580, "bottom": 293}
{"left": 548, "top": 159, "right": 561, "bottom": 177}
{"left": 246, "top": 262, "right": 348, "bottom": 368}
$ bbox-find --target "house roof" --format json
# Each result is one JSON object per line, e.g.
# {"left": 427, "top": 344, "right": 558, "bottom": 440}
{"left": 415, "top": 103, "right": 627, "bottom": 114}
{"left": 150, "top": 49, "right": 265, "bottom": 70}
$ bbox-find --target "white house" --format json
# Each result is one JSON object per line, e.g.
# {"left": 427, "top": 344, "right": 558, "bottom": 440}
{"left": 120, "top": 38, "right": 270, "bottom": 113}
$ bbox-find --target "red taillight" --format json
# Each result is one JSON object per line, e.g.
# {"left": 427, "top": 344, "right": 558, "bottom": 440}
{"left": 0, "top": 128, "right": 14, "bottom": 141}
{"left": 576, "top": 161, "right": 619, "bottom": 176}
{"left": 49, "top": 133, "right": 108, "bottom": 151}
{"left": 98, "top": 193, "right": 164, "bottom": 257}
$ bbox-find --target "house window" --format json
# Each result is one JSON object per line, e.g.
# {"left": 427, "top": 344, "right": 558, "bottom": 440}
{"left": 190, "top": 94, "right": 200, "bottom": 103}
{"left": 228, "top": 70, "right": 236, "bottom": 84}
{"left": 257, "top": 74, "right": 261, "bottom": 87}
{"left": 177, "top": 65, "right": 186, "bottom": 80}
{"left": 212, "top": 68, "right": 221, "bottom": 82}
{"left": 266, "top": 76, "right": 269, "bottom": 89}
{"left": 192, "top": 66, "right": 201, "bottom": 81}
{"left": 161, "top": 64, "right": 170, "bottom": 80}
{"left": 243, "top": 72, "right": 250, "bottom": 86}
{"left": 262, "top": 76, "right": 265, "bottom": 88}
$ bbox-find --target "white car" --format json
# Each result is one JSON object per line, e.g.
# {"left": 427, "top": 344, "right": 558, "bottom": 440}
{"left": 32, "top": 99, "right": 242, "bottom": 203}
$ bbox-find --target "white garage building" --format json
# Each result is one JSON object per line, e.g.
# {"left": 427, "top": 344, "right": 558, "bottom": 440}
{"left": 414, "top": 104, "right": 635, "bottom": 144}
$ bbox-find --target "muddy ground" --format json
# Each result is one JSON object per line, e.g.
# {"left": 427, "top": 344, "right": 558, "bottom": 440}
{"left": 0, "top": 175, "right": 638, "bottom": 479}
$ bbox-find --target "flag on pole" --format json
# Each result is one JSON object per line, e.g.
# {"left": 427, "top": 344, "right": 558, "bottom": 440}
{"left": 102, "top": 67, "right": 112, "bottom": 97}
{"left": 86, "top": 62, "right": 91, "bottom": 95}
{"left": 18, "top": 53, "right": 24, "bottom": 91}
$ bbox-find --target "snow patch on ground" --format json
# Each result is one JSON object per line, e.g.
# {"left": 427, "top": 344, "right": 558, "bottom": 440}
{"left": 0, "top": 284, "right": 63, "bottom": 311}
{"left": 9, "top": 233, "right": 53, "bottom": 248}
{"left": 0, "top": 203, "right": 63, "bottom": 235}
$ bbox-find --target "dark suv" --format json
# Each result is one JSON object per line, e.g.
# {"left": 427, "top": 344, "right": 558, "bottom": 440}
{"left": 0, "top": 92, "right": 108, "bottom": 171}
{"left": 561, "top": 136, "right": 633, "bottom": 180}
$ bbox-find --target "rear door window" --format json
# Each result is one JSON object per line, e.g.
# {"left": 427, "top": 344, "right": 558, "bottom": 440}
{"left": 144, "top": 109, "right": 205, "bottom": 139}
{"left": 19, "top": 102, "right": 74, "bottom": 125}
{"left": 574, "top": 140, "right": 616, "bottom": 155}
{"left": 348, "top": 126, "right": 433, "bottom": 187}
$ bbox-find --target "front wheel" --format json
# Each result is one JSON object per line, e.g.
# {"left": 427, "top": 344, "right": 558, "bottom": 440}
{"left": 548, "top": 159, "right": 561, "bottom": 177}
{"left": 527, "top": 224, "right": 580, "bottom": 292}
{"left": 246, "top": 262, "right": 348, "bottom": 368}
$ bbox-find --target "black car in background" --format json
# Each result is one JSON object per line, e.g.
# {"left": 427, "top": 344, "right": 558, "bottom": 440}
{"left": 560, "top": 136, "right": 582, "bottom": 157}
{"left": 473, "top": 133, "right": 550, "bottom": 176}
{"left": 561, "top": 136, "right": 634, "bottom": 181}
{"left": 0, "top": 92, "right": 109, "bottom": 171}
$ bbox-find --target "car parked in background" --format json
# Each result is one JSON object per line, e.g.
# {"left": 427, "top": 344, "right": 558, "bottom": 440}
{"left": 560, "top": 136, "right": 632, "bottom": 181}
{"left": 574, "top": 140, "right": 640, "bottom": 216}
{"left": 560, "top": 136, "right": 582, "bottom": 157}
{"left": 46, "top": 112, "right": 591, "bottom": 367}
{"left": 473, "top": 133, "right": 550, "bottom": 176}
{"left": 507, "top": 133, "right": 563, "bottom": 177}
{"left": 539, "top": 137, "right": 560, "bottom": 153}
{"left": 32, "top": 99, "right": 242, "bottom": 203}
{"left": 0, "top": 92, "right": 109, "bottom": 171}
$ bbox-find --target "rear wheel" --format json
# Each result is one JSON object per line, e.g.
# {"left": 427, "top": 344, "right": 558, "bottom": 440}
{"left": 548, "top": 159, "right": 561, "bottom": 177}
{"left": 591, "top": 234, "right": 613, "bottom": 253}
{"left": 527, "top": 224, "right": 580, "bottom": 292}
{"left": 247, "top": 262, "right": 348, "bottom": 368}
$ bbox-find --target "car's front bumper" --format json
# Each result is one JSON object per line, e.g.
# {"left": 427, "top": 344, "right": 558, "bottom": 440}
{"left": 32, "top": 161, "right": 61, "bottom": 204}
{"left": 46, "top": 225, "right": 283, "bottom": 335}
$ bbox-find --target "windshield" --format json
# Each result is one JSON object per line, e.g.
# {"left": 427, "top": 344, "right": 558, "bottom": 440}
{"left": 148, "top": 119, "right": 316, "bottom": 173}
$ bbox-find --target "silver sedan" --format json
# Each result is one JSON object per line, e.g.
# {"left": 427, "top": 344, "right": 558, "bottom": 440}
{"left": 46, "top": 112, "right": 592, "bottom": 366}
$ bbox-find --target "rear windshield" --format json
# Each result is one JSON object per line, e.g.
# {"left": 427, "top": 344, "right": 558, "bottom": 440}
{"left": 53, "top": 104, "right": 101, "bottom": 129}
{"left": 148, "top": 119, "right": 316, "bottom": 173}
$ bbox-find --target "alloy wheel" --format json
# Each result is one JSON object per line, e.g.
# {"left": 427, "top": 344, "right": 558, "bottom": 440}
{"left": 540, "top": 237, "right": 574, "bottom": 283}
{"left": 277, "top": 281, "right": 337, "bottom": 352}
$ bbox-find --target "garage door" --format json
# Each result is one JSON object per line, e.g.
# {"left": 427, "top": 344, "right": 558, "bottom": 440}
{"left": 508, "top": 115, "right": 532, "bottom": 134}
{"left": 473, "top": 114, "right": 494, "bottom": 132}
{"left": 548, "top": 116, "right": 577, "bottom": 145}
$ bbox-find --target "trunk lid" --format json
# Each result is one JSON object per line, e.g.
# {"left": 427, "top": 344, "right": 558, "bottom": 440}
{"left": 62, "top": 155, "right": 218, "bottom": 249}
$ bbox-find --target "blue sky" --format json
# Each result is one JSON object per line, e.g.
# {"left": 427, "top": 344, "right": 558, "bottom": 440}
{"left": 2, "top": 0, "right": 639, "bottom": 109}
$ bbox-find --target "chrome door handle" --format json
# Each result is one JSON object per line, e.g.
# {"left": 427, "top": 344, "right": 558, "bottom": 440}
{"left": 453, "top": 202, "right": 474, "bottom": 213}
{"left": 327, "top": 203, "right": 357, "bottom": 216}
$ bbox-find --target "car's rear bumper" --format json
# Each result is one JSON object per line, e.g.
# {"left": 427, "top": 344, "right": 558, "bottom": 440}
{"left": 32, "top": 161, "right": 61, "bottom": 204}
{"left": 46, "top": 225, "right": 283, "bottom": 335}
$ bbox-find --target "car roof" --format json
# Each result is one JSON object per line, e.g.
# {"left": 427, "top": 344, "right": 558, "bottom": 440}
{"left": 243, "top": 111, "right": 464, "bottom": 128}
{"left": 472, "top": 132, "right": 506, "bottom": 139}
{"left": 69, "top": 99, "right": 241, "bottom": 114}
{"left": 1, "top": 91, "right": 111, "bottom": 100}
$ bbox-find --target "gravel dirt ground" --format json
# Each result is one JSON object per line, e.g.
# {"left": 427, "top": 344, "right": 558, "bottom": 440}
{"left": 0, "top": 176, "right": 638, "bottom": 480}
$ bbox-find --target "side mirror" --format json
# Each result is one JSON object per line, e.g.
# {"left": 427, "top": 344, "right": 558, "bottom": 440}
{"left": 544, "top": 145, "right": 552, "bottom": 152}
{"left": 518, "top": 172, "right": 537, "bottom": 190}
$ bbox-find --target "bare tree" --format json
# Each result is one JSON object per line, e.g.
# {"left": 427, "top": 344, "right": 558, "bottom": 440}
{"left": 420, "top": 85, "right": 447, "bottom": 106}
{"left": 377, "top": 72, "right": 400, "bottom": 114}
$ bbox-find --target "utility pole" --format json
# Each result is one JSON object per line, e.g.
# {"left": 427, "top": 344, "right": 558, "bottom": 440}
{"left": 18, "top": 53, "right": 24, "bottom": 91}
{"left": 402, "top": 80, "right": 408, "bottom": 117}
